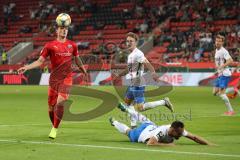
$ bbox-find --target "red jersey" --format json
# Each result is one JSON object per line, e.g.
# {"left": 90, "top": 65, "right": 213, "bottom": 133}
{"left": 40, "top": 39, "right": 79, "bottom": 85}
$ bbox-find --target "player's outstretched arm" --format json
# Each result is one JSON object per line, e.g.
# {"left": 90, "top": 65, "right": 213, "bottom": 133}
{"left": 143, "top": 58, "right": 159, "bottom": 81}
{"left": 185, "top": 132, "right": 215, "bottom": 146}
{"left": 74, "top": 56, "right": 87, "bottom": 74}
{"left": 146, "top": 137, "right": 175, "bottom": 147}
{"left": 17, "top": 56, "right": 45, "bottom": 74}
{"left": 143, "top": 58, "right": 155, "bottom": 73}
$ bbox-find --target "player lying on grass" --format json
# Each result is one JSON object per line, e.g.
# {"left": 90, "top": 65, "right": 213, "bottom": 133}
{"left": 113, "top": 32, "right": 174, "bottom": 128}
{"left": 109, "top": 103, "right": 214, "bottom": 146}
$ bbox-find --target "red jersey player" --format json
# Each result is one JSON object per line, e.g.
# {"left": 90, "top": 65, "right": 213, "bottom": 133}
{"left": 226, "top": 63, "right": 240, "bottom": 99}
{"left": 227, "top": 80, "right": 240, "bottom": 99}
{"left": 18, "top": 13, "right": 87, "bottom": 139}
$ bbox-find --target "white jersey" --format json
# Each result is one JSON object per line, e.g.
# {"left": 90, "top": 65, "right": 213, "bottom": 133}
{"left": 138, "top": 124, "right": 188, "bottom": 143}
{"left": 215, "top": 47, "right": 232, "bottom": 77}
{"left": 126, "top": 48, "right": 146, "bottom": 86}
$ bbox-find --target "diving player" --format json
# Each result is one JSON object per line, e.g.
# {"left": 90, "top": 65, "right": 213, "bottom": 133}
{"left": 109, "top": 105, "right": 213, "bottom": 146}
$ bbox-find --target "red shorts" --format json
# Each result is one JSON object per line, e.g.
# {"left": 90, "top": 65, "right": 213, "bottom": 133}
{"left": 48, "top": 76, "right": 72, "bottom": 106}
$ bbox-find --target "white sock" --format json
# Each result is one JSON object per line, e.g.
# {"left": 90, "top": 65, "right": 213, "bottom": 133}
{"left": 225, "top": 87, "right": 235, "bottom": 94}
{"left": 142, "top": 100, "right": 166, "bottom": 110}
{"left": 220, "top": 94, "right": 234, "bottom": 112}
{"left": 112, "top": 121, "right": 130, "bottom": 134}
{"left": 128, "top": 105, "right": 137, "bottom": 127}
{"left": 126, "top": 108, "right": 152, "bottom": 124}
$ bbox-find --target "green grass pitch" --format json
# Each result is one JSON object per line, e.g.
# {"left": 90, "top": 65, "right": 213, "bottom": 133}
{"left": 0, "top": 85, "right": 239, "bottom": 160}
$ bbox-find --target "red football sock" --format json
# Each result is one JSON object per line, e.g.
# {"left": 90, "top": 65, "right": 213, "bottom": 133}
{"left": 53, "top": 105, "right": 64, "bottom": 128}
{"left": 48, "top": 110, "right": 54, "bottom": 125}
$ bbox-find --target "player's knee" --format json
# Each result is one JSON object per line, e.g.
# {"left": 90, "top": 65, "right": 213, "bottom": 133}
{"left": 56, "top": 95, "right": 67, "bottom": 106}
{"left": 125, "top": 129, "right": 132, "bottom": 135}
{"left": 55, "top": 98, "right": 66, "bottom": 107}
{"left": 56, "top": 100, "right": 65, "bottom": 107}
{"left": 218, "top": 89, "right": 226, "bottom": 95}
{"left": 134, "top": 104, "right": 144, "bottom": 112}
{"left": 219, "top": 94, "right": 229, "bottom": 102}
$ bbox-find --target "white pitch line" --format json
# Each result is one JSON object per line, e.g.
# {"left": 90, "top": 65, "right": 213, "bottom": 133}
{"left": 0, "top": 139, "right": 239, "bottom": 158}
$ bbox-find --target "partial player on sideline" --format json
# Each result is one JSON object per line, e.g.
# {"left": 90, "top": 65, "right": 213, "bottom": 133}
{"left": 213, "top": 35, "right": 235, "bottom": 116}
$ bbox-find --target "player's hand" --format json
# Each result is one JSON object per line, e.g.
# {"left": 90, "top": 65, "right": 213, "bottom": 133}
{"left": 82, "top": 72, "right": 89, "bottom": 85}
{"left": 151, "top": 72, "right": 160, "bottom": 82}
{"left": 208, "top": 143, "right": 218, "bottom": 147}
{"left": 112, "top": 73, "right": 119, "bottom": 82}
{"left": 17, "top": 66, "right": 28, "bottom": 74}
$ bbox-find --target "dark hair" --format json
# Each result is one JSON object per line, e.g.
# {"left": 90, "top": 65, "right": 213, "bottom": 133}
{"left": 126, "top": 32, "right": 139, "bottom": 42}
{"left": 171, "top": 121, "right": 184, "bottom": 129}
{"left": 216, "top": 34, "right": 225, "bottom": 41}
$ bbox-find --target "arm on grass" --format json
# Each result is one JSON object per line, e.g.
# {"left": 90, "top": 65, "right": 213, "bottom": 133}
{"left": 185, "top": 132, "right": 215, "bottom": 145}
{"left": 146, "top": 137, "right": 175, "bottom": 147}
